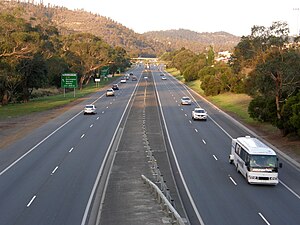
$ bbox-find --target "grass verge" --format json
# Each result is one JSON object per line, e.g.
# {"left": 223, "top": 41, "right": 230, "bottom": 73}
{"left": 0, "top": 76, "right": 119, "bottom": 120}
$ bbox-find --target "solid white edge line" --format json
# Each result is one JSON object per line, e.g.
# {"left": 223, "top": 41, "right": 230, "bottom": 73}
{"left": 213, "top": 155, "right": 218, "bottom": 161}
{"left": 258, "top": 212, "right": 271, "bottom": 225}
{"left": 80, "top": 73, "right": 140, "bottom": 225}
{"left": 0, "top": 112, "right": 82, "bottom": 176}
{"left": 69, "top": 147, "right": 74, "bottom": 153}
{"left": 80, "top": 134, "right": 85, "bottom": 139}
{"left": 279, "top": 180, "right": 300, "bottom": 200}
{"left": 154, "top": 73, "right": 205, "bottom": 225}
{"left": 165, "top": 69, "right": 300, "bottom": 198}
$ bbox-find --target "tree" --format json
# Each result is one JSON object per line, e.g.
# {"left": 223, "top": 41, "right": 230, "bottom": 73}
{"left": 249, "top": 49, "right": 300, "bottom": 121}
{"left": 61, "top": 33, "right": 114, "bottom": 89}
{"left": 16, "top": 53, "right": 48, "bottom": 102}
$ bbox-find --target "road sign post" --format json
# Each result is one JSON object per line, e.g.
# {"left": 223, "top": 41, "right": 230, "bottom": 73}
{"left": 61, "top": 73, "right": 78, "bottom": 97}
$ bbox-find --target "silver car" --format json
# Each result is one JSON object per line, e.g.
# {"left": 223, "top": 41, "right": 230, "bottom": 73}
{"left": 106, "top": 88, "right": 115, "bottom": 96}
{"left": 181, "top": 96, "right": 192, "bottom": 105}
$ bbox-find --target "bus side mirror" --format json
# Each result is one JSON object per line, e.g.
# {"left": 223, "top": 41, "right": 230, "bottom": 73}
{"left": 279, "top": 163, "right": 283, "bottom": 168}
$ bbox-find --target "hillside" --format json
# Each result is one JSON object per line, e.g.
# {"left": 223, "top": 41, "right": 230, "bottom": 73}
{"left": 143, "top": 29, "right": 240, "bottom": 52}
{"left": 0, "top": 0, "right": 240, "bottom": 56}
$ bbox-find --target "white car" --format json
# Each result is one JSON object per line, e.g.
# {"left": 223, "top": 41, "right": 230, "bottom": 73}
{"left": 192, "top": 108, "right": 207, "bottom": 120}
{"left": 83, "top": 104, "right": 96, "bottom": 115}
{"left": 106, "top": 88, "right": 115, "bottom": 96}
{"left": 181, "top": 96, "right": 192, "bottom": 105}
{"left": 161, "top": 76, "right": 167, "bottom": 80}
{"left": 120, "top": 78, "right": 127, "bottom": 83}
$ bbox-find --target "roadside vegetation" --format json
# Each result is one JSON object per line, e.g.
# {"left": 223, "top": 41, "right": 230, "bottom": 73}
{"left": 0, "top": 77, "right": 119, "bottom": 119}
{"left": 162, "top": 21, "right": 300, "bottom": 138}
{"left": 0, "top": 12, "right": 131, "bottom": 107}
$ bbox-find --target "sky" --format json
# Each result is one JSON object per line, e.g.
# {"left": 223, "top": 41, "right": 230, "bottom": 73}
{"left": 41, "top": 0, "right": 300, "bottom": 37}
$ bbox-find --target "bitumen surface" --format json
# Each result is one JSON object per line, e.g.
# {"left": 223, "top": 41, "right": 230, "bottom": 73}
{"left": 97, "top": 72, "right": 186, "bottom": 225}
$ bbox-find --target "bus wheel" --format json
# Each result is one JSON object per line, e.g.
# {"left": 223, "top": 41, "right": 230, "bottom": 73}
{"left": 236, "top": 164, "right": 239, "bottom": 173}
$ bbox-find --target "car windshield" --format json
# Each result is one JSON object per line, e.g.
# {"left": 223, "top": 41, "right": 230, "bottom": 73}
{"left": 86, "top": 105, "right": 93, "bottom": 109}
{"left": 182, "top": 97, "right": 190, "bottom": 100}
{"left": 195, "top": 109, "right": 205, "bottom": 113}
{"left": 249, "top": 155, "right": 277, "bottom": 168}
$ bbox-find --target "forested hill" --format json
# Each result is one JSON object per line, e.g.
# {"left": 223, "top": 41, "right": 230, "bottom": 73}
{"left": 143, "top": 29, "right": 241, "bottom": 53}
{"left": 0, "top": 0, "right": 240, "bottom": 56}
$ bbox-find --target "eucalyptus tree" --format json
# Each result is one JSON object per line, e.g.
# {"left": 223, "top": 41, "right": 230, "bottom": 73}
{"left": 61, "top": 33, "right": 114, "bottom": 89}
{"left": 0, "top": 13, "right": 42, "bottom": 104}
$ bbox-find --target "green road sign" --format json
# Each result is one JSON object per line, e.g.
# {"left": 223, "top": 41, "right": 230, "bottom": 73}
{"left": 61, "top": 73, "right": 78, "bottom": 88}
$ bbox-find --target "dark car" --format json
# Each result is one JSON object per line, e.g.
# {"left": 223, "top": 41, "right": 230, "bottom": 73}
{"left": 112, "top": 84, "right": 119, "bottom": 90}
{"left": 132, "top": 76, "right": 137, "bottom": 81}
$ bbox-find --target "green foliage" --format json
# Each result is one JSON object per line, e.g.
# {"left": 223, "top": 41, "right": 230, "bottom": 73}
{"left": 0, "top": 12, "right": 130, "bottom": 105}
{"left": 280, "top": 92, "right": 300, "bottom": 135}
{"left": 248, "top": 96, "right": 277, "bottom": 123}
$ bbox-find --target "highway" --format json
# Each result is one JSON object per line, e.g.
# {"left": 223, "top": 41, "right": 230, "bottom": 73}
{"left": 0, "top": 65, "right": 144, "bottom": 225}
{"left": 0, "top": 63, "right": 299, "bottom": 225}
{"left": 153, "top": 65, "right": 300, "bottom": 225}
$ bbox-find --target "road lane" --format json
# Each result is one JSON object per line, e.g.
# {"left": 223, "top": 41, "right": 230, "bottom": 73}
{"left": 0, "top": 66, "right": 144, "bottom": 225}
{"left": 154, "top": 65, "right": 300, "bottom": 225}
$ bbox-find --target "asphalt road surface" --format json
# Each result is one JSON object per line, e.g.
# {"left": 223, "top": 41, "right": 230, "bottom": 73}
{"left": 0, "top": 63, "right": 299, "bottom": 225}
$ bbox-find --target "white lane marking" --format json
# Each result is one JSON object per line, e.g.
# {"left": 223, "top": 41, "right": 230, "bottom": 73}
{"left": 106, "top": 106, "right": 109, "bottom": 109}
{"left": 80, "top": 134, "right": 85, "bottom": 139}
{"left": 154, "top": 77, "right": 205, "bottom": 225}
{"left": 258, "top": 213, "right": 271, "bottom": 225}
{"left": 189, "top": 120, "right": 192, "bottom": 124}
{"left": 213, "top": 155, "right": 218, "bottom": 160}
{"left": 90, "top": 124, "right": 93, "bottom": 128}
{"left": 0, "top": 112, "right": 82, "bottom": 176}
{"left": 69, "top": 147, "right": 74, "bottom": 153}
{"left": 195, "top": 129, "right": 198, "bottom": 133}
{"left": 102, "top": 111, "right": 105, "bottom": 114}
{"left": 97, "top": 117, "right": 100, "bottom": 120}
{"left": 184, "top": 114, "right": 187, "bottom": 117}
{"left": 229, "top": 176, "right": 237, "bottom": 186}
{"left": 27, "top": 195, "right": 36, "bottom": 207}
{"left": 51, "top": 166, "right": 59, "bottom": 175}
{"left": 110, "top": 102, "right": 112, "bottom": 104}
{"left": 202, "top": 139, "right": 206, "bottom": 144}
{"left": 181, "top": 108, "right": 184, "bottom": 111}
{"left": 280, "top": 180, "right": 300, "bottom": 200}
{"left": 175, "top": 100, "right": 178, "bottom": 103}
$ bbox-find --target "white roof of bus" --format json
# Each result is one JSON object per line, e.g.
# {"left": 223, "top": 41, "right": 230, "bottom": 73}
{"left": 236, "top": 136, "right": 276, "bottom": 155}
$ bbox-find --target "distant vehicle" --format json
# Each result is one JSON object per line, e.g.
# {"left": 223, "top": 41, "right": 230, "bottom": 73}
{"left": 160, "top": 74, "right": 164, "bottom": 76}
{"left": 129, "top": 72, "right": 133, "bottom": 76}
{"left": 191, "top": 108, "right": 207, "bottom": 120}
{"left": 112, "top": 84, "right": 119, "bottom": 90}
{"left": 132, "top": 76, "right": 137, "bottom": 81}
{"left": 106, "top": 88, "right": 115, "bottom": 96}
{"left": 161, "top": 76, "right": 167, "bottom": 80}
{"left": 181, "top": 96, "right": 191, "bottom": 105}
{"left": 120, "top": 78, "right": 127, "bottom": 83}
{"left": 229, "top": 136, "right": 282, "bottom": 185}
{"left": 83, "top": 104, "right": 96, "bottom": 115}
{"left": 125, "top": 75, "right": 130, "bottom": 80}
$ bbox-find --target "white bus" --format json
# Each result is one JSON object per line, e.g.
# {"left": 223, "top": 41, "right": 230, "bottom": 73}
{"left": 229, "top": 136, "right": 282, "bottom": 185}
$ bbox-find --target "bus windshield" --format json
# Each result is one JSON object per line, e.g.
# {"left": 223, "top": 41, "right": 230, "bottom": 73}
{"left": 249, "top": 155, "right": 277, "bottom": 168}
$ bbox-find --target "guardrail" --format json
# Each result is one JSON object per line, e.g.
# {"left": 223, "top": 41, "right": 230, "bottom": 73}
{"left": 141, "top": 175, "right": 186, "bottom": 225}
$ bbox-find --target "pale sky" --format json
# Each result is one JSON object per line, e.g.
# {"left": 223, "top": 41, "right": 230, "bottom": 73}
{"left": 42, "top": 0, "right": 300, "bottom": 36}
